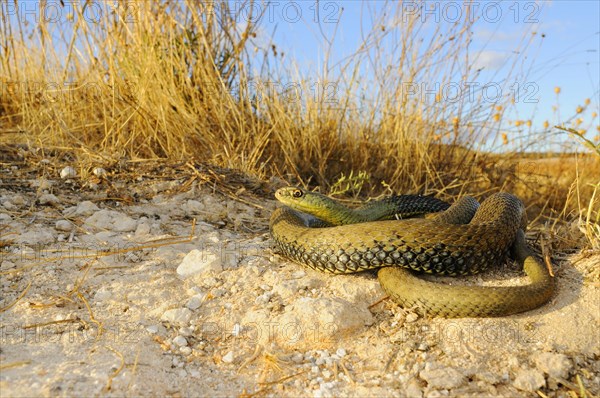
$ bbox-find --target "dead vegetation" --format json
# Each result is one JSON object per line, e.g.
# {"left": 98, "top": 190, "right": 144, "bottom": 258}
{"left": 1, "top": 1, "right": 598, "bottom": 250}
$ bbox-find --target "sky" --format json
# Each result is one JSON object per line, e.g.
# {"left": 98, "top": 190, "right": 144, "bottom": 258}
{"left": 247, "top": 0, "right": 599, "bottom": 151}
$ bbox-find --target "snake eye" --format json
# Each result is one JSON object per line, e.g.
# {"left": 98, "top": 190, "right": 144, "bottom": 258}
{"left": 292, "top": 189, "right": 303, "bottom": 198}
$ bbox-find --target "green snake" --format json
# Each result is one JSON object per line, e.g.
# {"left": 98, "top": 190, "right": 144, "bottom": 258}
{"left": 269, "top": 187, "right": 555, "bottom": 317}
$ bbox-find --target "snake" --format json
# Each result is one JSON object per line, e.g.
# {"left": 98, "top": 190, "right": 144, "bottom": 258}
{"left": 269, "top": 187, "right": 555, "bottom": 317}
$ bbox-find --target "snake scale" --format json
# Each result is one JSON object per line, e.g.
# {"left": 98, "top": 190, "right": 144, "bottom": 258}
{"left": 269, "top": 187, "right": 555, "bottom": 317}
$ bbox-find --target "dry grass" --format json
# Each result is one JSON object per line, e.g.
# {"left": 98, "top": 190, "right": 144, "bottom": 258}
{"left": 1, "top": 1, "right": 598, "bottom": 249}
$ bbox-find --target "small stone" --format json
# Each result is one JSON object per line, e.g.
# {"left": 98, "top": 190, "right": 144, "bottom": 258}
{"left": 292, "top": 353, "right": 304, "bottom": 363}
{"left": 75, "top": 201, "right": 100, "bottom": 216}
{"left": 93, "top": 167, "right": 107, "bottom": 177}
{"left": 85, "top": 210, "right": 137, "bottom": 232}
{"left": 161, "top": 308, "right": 192, "bottom": 326}
{"left": 55, "top": 220, "right": 72, "bottom": 232}
{"left": 420, "top": 366, "right": 466, "bottom": 389}
{"left": 405, "top": 313, "right": 419, "bottom": 323}
{"left": 185, "top": 293, "right": 206, "bottom": 310}
{"left": 533, "top": 352, "right": 572, "bottom": 379}
{"left": 513, "top": 369, "right": 546, "bottom": 392}
{"left": 60, "top": 166, "right": 77, "bottom": 179}
{"left": 15, "top": 228, "right": 55, "bottom": 245}
{"left": 405, "top": 379, "right": 423, "bottom": 398}
{"left": 146, "top": 325, "right": 159, "bottom": 334}
{"left": 185, "top": 200, "right": 205, "bottom": 214}
{"left": 179, "top": 327, "right": 194, "bottom": 337}
{"left": 292, "top": 270, "right": 306, "bottom": 279}
{"left": 176, "top": 249, "right": 222, "bottom": 278}
{"left": 475, "top": 371, "right": 501, "bottom": 384}
{"left": 180, "top": 346, "right": 192, "bottom": 356}
{"left": 417, "top": 343, "right": 429, "bottom": 351}
{"left": 274, "top": 297, "right": 373, "bottom": 349}
{"left": 10, "top": 194, "right": 25, "bottom": 206}
{"left": 173, "top": 336, "right": 188, "bottom": 347}
{"left": 336, "top": 348, "right": 347, "bottom": 358}
{"left": 94, "top": 289, "right": 112, "bottom": 301}
{"left": 135, "top": 223, "right": 151, "bottom": 237}
{"left": 222, "top": 351, "right": 234, "bottom": 363}
{"left": 38, "top": 193, "right": 59, "bottom": 205}
{"left": 36, "top": 178, "right": 53, "bottom": 190}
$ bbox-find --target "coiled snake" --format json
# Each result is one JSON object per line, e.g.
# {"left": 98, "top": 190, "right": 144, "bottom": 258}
{"left": 269, "top": 187, "right": 555, "bottom": 317}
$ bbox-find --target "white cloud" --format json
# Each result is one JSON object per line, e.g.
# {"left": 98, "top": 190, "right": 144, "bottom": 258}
{"left": 472, "top": 50, "right": 507, "bottom": 70}
{"left": 474, "top": 28, "right": 525, "bottom": 42}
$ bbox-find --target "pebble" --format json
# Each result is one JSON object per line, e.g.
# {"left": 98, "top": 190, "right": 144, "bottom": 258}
{"left": 16, "top": 229, "right": 55, "bottom": 245}
{"left": 92, "top": 167, "right": 107, "bottom": 177}
{"left": 179, "top": 327, "right": 194, "bottom": 337}
{"left": 180, "top": 346, "right": 192, "bottom": 356}
{"left": 35, "top": 178, "right": 53, "bottom": 190}
{"left": 533, "top": 352, "right": 572, "bottom": 379}
{"left": 176, "top": 249, "right": 222, "bottom": 278}
{"left": 85, "top": 210, "right": 137, "bottom": 232}
{"left": 60, "top": 166, "right": 77, "bottom": 179}
{"left": 272, "top": 279, "right": 301, "bottom": 299}
{"left": 274, "top": 297, "right": 373, "bottom": 349}
{"left": 134, "top": 222, "right": 151, "bottom": 237}
{"left": 173, "top": 336, "right": 188, "bottom": 347}
{"left": 335, "top": 348, "right": 346, "bottom": 358}
{"left": 38, "top": 193, "right": 59, "bottom": 205}
{"left": 55, "top": 220, "right": 72, "bottom": 232}
{"left": 405, "top": 379, "right": 424, "bottom": 397}
{"left": 405, "top": 313, "right": 419, "bottom": 323}
{"left": 185, "top": 293, "right": 206, "bottom": 310}
{"left": 94, "top": 289, "right": 113, "bottom": 301}
{"left": 146, "top": 325, "right": 159, "bottom": 334}
{"left": 185, "top": 200, "right": 205, "bottom": 214}
{"left": 420, "top": 366, "right": 466, "bottom": 389}
{"left": 222, "top": 351, "right": 234, "bottom": 363}
{"left": 10, "top": 194, "right": 25, "bottom": 206}
{"left": 74, "top": 201, "right": 100, "bottom": 216}
{"left": 292, "top": 353, "right": 304, "bottom": 363}
{"left": 417, "top": 343, "right": 429, "bottom": 351}
{"left": 2, "top": 200, "right": 16, "bottom": 211}
{"left": 513, "top": 368, "right": 546, "bottom": 392}
{"left": 255, "top": 292, "right": 272, "bottom": 305}
{"left": 161, "top": 308, "right": 192, "bottom": 326}
{"left": 291, "top": 270, "right": 306, "bottom": 279}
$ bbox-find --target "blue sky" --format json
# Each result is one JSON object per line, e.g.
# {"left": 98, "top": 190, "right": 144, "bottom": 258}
{"left": 250, "top": 0, "right": 599, "bottom": 150}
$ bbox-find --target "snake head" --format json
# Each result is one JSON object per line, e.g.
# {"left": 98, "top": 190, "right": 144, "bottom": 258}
{"left": 276, "top": 187, "right": 305, "bottom": 201}
{"left": 275, "top": 187, "right": 342, "bottom": 223}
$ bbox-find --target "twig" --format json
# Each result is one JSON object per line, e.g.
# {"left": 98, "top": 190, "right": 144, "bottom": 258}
{"left": 0, "top": 280, "right": 32, "bottom": 312}
{"left": 104, "top": 346, "right": 125, "bottom": 392}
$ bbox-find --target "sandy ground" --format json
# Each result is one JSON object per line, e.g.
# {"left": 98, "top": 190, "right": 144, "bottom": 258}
{"left": 1, "top": 162, "right": 599, "bottom": 397}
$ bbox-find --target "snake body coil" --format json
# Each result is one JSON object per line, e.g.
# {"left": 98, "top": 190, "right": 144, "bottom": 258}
{"left": 270, "top": 188, "right": 555, "bottom": 317}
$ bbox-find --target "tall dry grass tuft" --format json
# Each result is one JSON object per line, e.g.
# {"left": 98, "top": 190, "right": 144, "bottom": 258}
{"left": 1, "top": 1, "right": 598, "bottom": 248}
